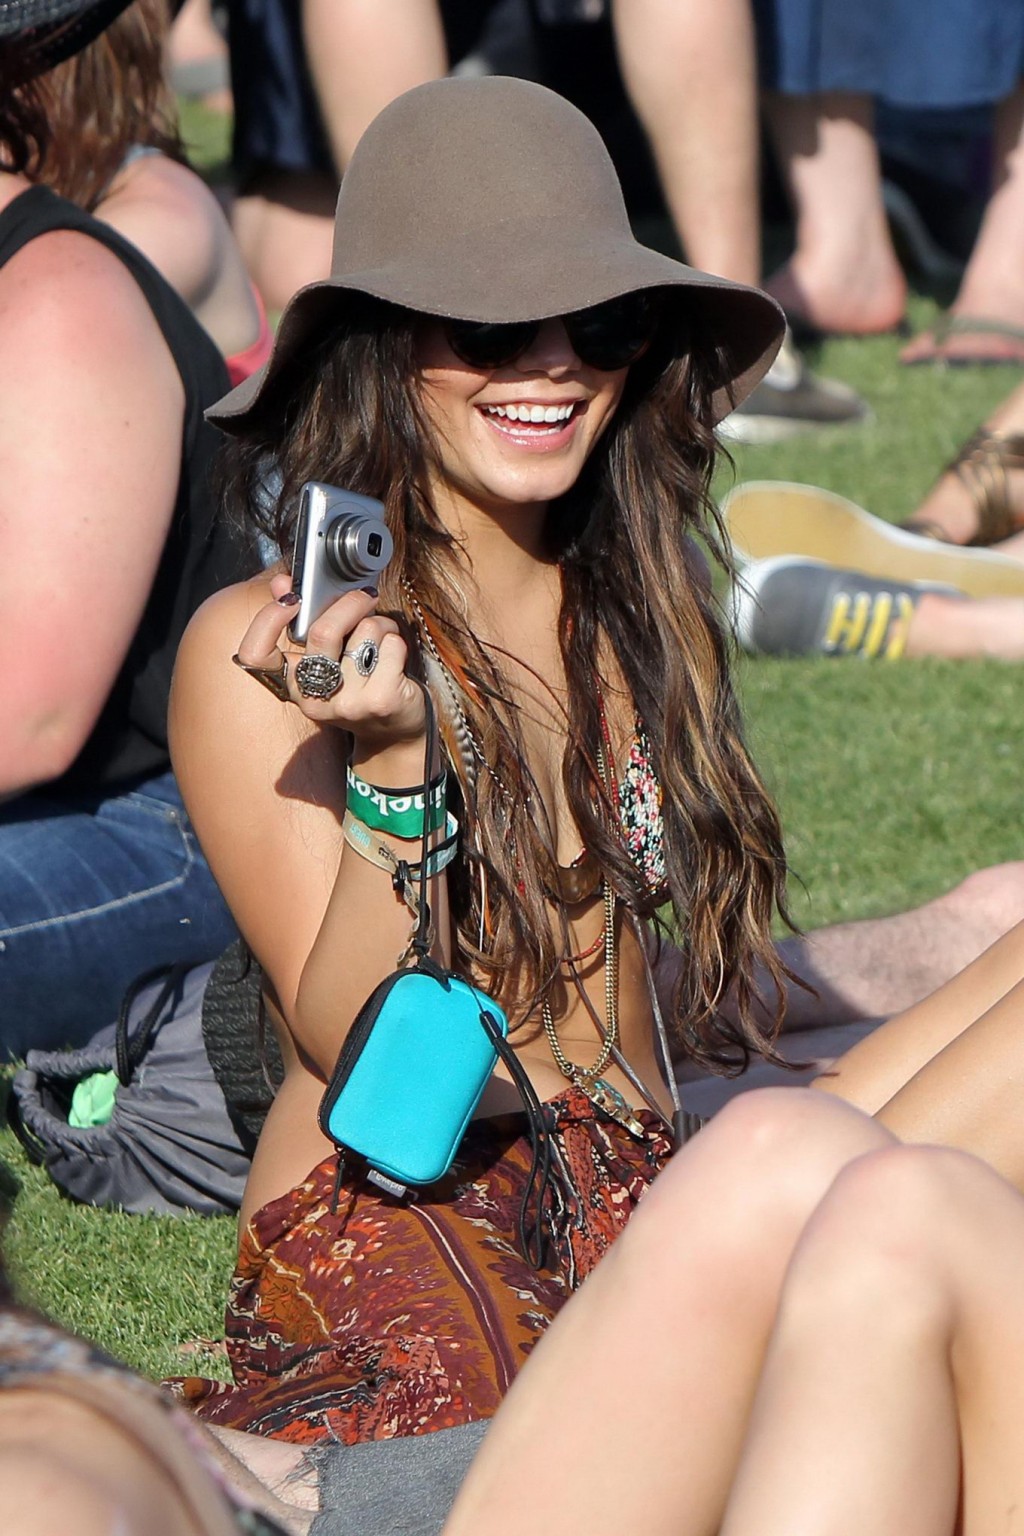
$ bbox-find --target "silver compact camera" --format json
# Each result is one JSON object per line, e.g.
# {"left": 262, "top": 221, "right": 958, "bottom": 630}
{"left": 288, "top": 482, "right": 394, "bottom": 644}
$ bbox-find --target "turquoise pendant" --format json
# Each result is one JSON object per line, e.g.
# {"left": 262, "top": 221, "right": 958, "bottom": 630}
{"left": 585, "top": 1077, "right": 646, "bottom": 1138}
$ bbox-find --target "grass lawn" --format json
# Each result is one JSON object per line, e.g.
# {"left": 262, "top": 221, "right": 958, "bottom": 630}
{"left": 1, "top": 111, "right": 1021, "bottom": 1380}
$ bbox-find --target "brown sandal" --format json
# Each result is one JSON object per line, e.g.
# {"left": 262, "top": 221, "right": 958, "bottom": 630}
{"left": 907, "top": 429, "right": 1024, "bottom": 547}
{"left": 953, "top": 430, "right": 1024, "bottom": 545}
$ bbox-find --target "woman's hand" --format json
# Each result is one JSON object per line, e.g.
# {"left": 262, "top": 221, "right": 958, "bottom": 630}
{"left": 234, "top": 573, "right": 427, "bottom": 774}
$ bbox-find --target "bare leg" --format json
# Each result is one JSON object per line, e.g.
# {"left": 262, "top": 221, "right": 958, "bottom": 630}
{"left": 169, "top": 0, "right": 231, "bottom": 114}
{"left": 764, "top": 91, "right": 907, "bottom": 335}
{"left": 722, "top": 1145, "right": 1024, "bottom": 1536}
{"left": 816, "top": 918, "right": 1024, "bottom": 1187}
{"left": 903, "top": 83, "right": 1024, "bottom": 365}
{"left": 301, "top": 0, "right": 447, "bottom": 172}
{"left": 766, "top": 861, "right": 1024, "bottom": 1030}
{"left": 907, "top": 379, "right": 1024, "bottom": 549}
{"left": 902, "top": 591, "right": 1024, "bottom": 657}
{"left": 612, "top": 0, "right": 760, "bottom": 283}
{"left": 443, "top": 1088, "right": 893, "bottom": 1536}
{"left": 231, "top": 172, "right": 338, "bottom": 313}
{"left": 235, "top": 1, "right": 447, "bottom": 310}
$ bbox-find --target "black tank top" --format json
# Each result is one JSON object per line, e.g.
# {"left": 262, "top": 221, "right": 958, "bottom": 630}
{"left": 0, "top": 185, "right": 257, "bottom": 792}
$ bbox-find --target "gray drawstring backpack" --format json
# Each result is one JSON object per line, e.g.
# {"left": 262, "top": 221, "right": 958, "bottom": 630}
{"left": 7, "top": 944, "right": 282, "bottom": 1216}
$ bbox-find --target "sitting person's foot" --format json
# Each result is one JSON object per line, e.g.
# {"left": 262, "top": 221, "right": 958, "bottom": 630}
{"left": 900, "top": 313, "right": 1024, "bottom": 367}
{"left": 906, "top": 425, "right": 1024, "bottom": 551}
{"left": 729, "top": 556, "right": 959, "bottom": 659}
{"left": 719, "top": 331, "right": 869, "bottom": 444}
{"left": 765, "top": 252, "right": 908, "bottom": 342}
{"left": 901, "top": 275, "right": 1024, "bottom": 366}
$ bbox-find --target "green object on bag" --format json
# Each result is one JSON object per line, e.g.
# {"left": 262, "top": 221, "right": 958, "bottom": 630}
{"left": 68, "top": 1070, "right": 119, "bottom": 1128}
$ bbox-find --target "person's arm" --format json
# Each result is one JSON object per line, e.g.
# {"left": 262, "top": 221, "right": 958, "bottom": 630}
{"left": 0, "top": 229, "right": 183, "bottom": 795}
{"left": 300, "top": 0, "right": 447, "bottom": 172}
{"left": 170, "top": 575, "right": 451, "bottom": 1077}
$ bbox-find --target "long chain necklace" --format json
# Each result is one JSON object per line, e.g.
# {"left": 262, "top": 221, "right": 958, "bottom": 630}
{"left": 407, "top": 583, "right": 645, "bottom": 1136}
{"left": 541, "top": 746, "right": 645, "bottom": 1138}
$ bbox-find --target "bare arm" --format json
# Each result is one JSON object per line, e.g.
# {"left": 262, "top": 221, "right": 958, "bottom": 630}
{"left": 170, "top": 576, "right": 450, "bottom": 1078}
{"left": 0, "top": 229, "right": 183, "bottom": 794}
{"left": 301, "top": 0, "right": 447, "bottom": 172}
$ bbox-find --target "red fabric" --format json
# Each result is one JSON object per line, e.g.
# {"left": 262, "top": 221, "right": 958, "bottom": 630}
{"left": 225, "top": 286, "right": 273, "bottom": 386}
{"left": 172, "top": 1087, "right": 671, "bottom": 1444}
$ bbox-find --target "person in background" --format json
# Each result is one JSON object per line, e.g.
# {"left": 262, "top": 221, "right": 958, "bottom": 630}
{"left": 0, "top": 0, "right": 252, "bottom": 1058}
{"left": 33, "top": 0, "right": 271, "bottom": 384}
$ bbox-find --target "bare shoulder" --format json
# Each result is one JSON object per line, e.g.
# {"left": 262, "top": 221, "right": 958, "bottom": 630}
{"left": 0, "top": 225, "right": 177, "bottom": 379}
{"left": 172, "top": 575, "right": 302, "bottom": 756}
{"left": 102, "top": 154, "right": 234, "bottom": 310}
{"left": 180, "top": 572, "right": 279, "bottom": 653}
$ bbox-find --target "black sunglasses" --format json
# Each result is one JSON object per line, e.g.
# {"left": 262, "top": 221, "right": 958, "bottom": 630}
{"left": 443, "top": 292, "right": 662, "bottom": 373}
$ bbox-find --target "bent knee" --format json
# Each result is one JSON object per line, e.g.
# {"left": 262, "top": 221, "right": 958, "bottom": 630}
{"left": 945, "top": 862, "right": 1024, "bottom": 936}
{"left": 696, "top": 1085, "right": 891, "bottom": 1194}
{"left": 781, "top": 1144, "right": 991, "bottom": 1329}
{"left": 633, "top": 1087, "right": 892, "bottom": 1270}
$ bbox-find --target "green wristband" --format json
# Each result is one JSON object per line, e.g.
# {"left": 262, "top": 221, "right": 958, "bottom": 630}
{"left": 346, "top": 765, "right": 446, "bottom": 839}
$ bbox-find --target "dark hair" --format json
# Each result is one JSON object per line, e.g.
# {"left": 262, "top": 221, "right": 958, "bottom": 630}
{"left": 0, "top": 0, "right": 182, "bottom": 211}
{"left": 224, "top": 297, "right": 796, "bottom": 1073}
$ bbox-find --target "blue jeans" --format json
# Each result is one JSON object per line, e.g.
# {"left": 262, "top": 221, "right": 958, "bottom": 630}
{"left": 0, "top": 770, "right": 237, "bottom": 1059}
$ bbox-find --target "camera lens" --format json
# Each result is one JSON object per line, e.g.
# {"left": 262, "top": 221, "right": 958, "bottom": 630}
{"left": 323, "top": 513, "right": 392, "bottom": 581}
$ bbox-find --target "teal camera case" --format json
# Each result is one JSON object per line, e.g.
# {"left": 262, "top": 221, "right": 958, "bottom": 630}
{"left": 318, "top": 958, "right": 508, "bottom": 1188}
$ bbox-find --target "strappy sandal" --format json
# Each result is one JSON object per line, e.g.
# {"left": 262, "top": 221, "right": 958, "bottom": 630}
{"left": 907, "top": 429, "right": 1024, "bottom": 547}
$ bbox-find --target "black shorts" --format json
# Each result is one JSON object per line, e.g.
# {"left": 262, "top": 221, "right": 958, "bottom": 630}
{"left": 227, "top": 0, "right": 517, "bottom": 186}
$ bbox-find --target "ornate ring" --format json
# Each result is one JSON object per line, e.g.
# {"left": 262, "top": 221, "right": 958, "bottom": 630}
{"left": 294, "top": 653, "right": 344, "bottom": 700}
{"left": 349, "top": 638, "right": 380, "bottom": 678}
{"left": 232, "top": 652, "right": 290, "bottom": 703}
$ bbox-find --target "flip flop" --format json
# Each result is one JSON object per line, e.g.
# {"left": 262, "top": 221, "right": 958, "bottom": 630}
{"left": 901, "top": 314, "right": 1024, "bottom": 367}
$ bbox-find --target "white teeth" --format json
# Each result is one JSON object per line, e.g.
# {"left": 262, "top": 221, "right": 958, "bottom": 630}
{"left": 483, "top": 403, "right": 576, "bottom": 424}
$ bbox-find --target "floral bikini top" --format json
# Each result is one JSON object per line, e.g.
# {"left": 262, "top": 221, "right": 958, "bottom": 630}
{"left": 617, "top": 722, "right": 667, "bottom": 898}
{"left": 553, "top": 720, "right": 667, "bottom": 905}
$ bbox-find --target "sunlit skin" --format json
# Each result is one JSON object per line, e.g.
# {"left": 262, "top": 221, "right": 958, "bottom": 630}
{"left": 414, "top": 318, "right": 629, "bottom": 556}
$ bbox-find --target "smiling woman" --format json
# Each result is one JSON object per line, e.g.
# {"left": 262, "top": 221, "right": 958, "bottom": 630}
{"left": 167, "top": 74, "right": 788, "bottom": 1445}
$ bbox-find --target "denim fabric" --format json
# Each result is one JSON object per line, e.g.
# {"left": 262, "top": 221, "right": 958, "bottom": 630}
{"left": 753, "top": 0, "right": 1024, "bottom": 108}
{"left": 0, "top": 771, "right": 237, "bottom": 1059}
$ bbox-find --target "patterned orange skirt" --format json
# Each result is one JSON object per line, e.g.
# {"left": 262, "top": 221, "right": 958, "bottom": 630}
{"left": 174, "top": 1085, "right": 671, "bottom": 1445}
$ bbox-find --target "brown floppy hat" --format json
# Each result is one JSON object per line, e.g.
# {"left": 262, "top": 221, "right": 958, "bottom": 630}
{"left": 209, "top": 75, "right": 785, "bottom": 431}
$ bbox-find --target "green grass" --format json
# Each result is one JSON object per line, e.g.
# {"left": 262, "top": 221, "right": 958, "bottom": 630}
{"left": 4, "top": 122, "right": 1022, "bottom": 1375}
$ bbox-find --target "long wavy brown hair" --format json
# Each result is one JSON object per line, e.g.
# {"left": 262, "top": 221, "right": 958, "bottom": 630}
{"left": 225, "top": 295, "right": 796, "bottom": 1073}
{"left": 1, "top": 0, "right": 182, "bottom": 211}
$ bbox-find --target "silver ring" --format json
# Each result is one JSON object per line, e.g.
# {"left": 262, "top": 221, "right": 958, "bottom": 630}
{"left": 347, "top": 638, "right": 380, "bottom": 678}
{"left": 232, "top": 652, "right": 290, "bottom": 703}
{"left": 294, "top": 653, "right": 344, "bottom": 700}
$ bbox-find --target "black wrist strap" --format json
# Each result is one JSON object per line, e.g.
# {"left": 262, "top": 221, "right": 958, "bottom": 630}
{"left": 409, "top": 684, "right": 439, "bottom": 963}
